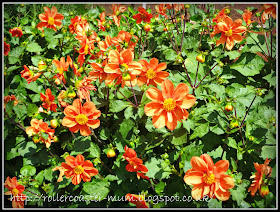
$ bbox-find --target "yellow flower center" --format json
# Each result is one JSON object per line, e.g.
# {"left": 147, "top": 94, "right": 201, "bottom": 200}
{"left": 225, "top": 29, "right": 233, "bottom": 37}
{"left": 163, "top": 98, "right": 176, "bottom": 112}
{"left": 48, "top": 17, "right": 55, "bottom": 26}
{"left": 40, "top": 129, "right": 45, "bottom": 133}
{"left": 74, "top": 165, "right": 84, "bottom": 174}
{"left": 120, "top": 63, "right": 129, "bottom": 71}
{"left": 58, "top": 68, "right": 64, "bottom": 75}
{"left": 75, "top": 114, "right": 88, "bottom": 125}
{"left": 146, "top": 69, "right": 156, "bottom": 79}
{"left": 129, "top": 161, "right": 138, "bottom": 170}
{"left": 203, "top": 173, "right": 216, "bottom": 185}
{"left": 12, "top": 188, "right": 19, "bottom": 196}
{"left": 84, "top": 45, "right": 89, "bottom": 55}
{"left": 122, "top": 72, "right": 131, "bottom": 81}
{"left": 45, "top": 98, "right": 51, "bottom": 105}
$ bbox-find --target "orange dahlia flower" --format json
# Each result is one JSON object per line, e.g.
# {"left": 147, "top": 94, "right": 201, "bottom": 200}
{"left": 89, "top": 60, "right": 108, "bottom": 84}
{"left": 243, "top": 9, "right": 254, "bottom": 26}
{"left": 248, "top": 158, "right": 272, "bottom": 197}
{"left": 4, "top": 41, "right": 10, "bottom": 56}
{"left": 166, "top": 4, "right": 184, "bottom": 11}
{"left": 57, "top": 90, "right": 69, "bottom": 107}
{"left": 261, "top": 4, "right": 276, "bottom": 23}
{"left": 212, "top": 7, "right": 228, "bottom": 24}
{"left": 111, "top": 4, "right": 126, "bottom": 27}
{"left": 4, "top": 177, "right": 26, "bottom": 208}
{"left": 126, "top": 193, "right": 149, "bottom": 208}
{"left": 77, "top": 35, "right": 95, "bottom": 67}
{"left": 20, "top": 65, "right": 42, "bottom": 84}
{"left": 40, "top": 88, "right": 57, "bottom": 112}
{"left": 97, "top": 11, "right": 106, "bottom": 31}
{"left": 61, "top": 154, "right": 99, "bottom": 185}
{"left": 68, "top": 16, "right": 88, "bottom": 34}
{"left": 133, "top": 7, "right": 153, "bottom": 24}
{"left": 9, "top": 27, "right": 23, "bottom": 38}
{"left": 184, "top": 154, "right": 235, "bottom": 201}
{"left": 4, "top": 95, "right": 19, "bottom": 109}
{"left": 104, "top": 49, "right": 142, "bottom": 88}
{"left": 211, "top": 16, "right": 247, "bottom": 50}
{"left": 122, "top": 145, "right": 137, "bottom": 161}
{"left": 62, "top": 99, "right": 101, "bottom": 136}
{"left": 37, "top": 6, "right": 64, "bottom": 31}
{"left": 155, "top": 4, "right": 168, "bottom": 19}
{"left": 26, "top": 119, "right": 56, "bottom": 148}
{"left": 138, "top": 58, "right": 169, "bottom": 87}
{"left": 75, "top": 76, "right": 97, "bottom": 102}
{"left": 98, "top": 35, "right": 113, "bottom": 54}
{"left": 144, "top": 79, "right": 196, "bottom": 131}
{"left": 111, "top": 30, "right": 139, "bottom": 52}
{"left": 52, "top": 57, "right": 69, "bottom": 85}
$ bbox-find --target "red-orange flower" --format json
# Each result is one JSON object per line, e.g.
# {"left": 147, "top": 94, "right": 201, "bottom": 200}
{"left": 243, "top": 9, "right": 254, "bottom": 26}
{"left": 4, "top": 95, "right": 19, "bottom": 109}
{"left": 89, "top": 60, "right": 108, "bottom": 84}
{"left": 52, "top": 166, "right": 66, "bottom": 182}
{"left": 77, "top": 35, "right": 95, "bottom": 67}
{"left": 166, "top": 4, "right": 184, "bottom": 12}
{"left": 75, "top": 76, "right": 97, "bottom": 102}
{"left": 40, "top": 88, "right": 57, "bottom": 112}
{"left": 184, "top": 154, "right": 235, "bottom": 201}
{"left": 126, "top": 193, "right": 149, "bottom": 208}
{"left": 58, "top": 90, "right": 69, "bottom": 107}
{"left": 25, "top": 119, "right": 56, "bottom": 148}
{"left": 138, "top": 58, "right": 169, "bottom": 87}
{"left": 155, "top": 4, "right": 168, "bottom": 19}
{"left": 61, "top": 154, "right": 98, "bottom": 185}
{"left": 212, "top": 7, "right": 228, "bottom": 24}
{"left": 133, "top": 7, "right": 153, "bottom": 24}
{"left": 4, "top": 41, "right": 11, "bottom": 56}
{"left": 104, "top": 49, "right": 142, "bottom": 88}
{"left": 4, "top": 177, "right": 26, "bottom": 208}
{"left": 52, "top": 57, "right": 69, "bottom": 85}
{"left": 9, "top": 27, "right": 23, "bottom": 38}
{"left": 20, "top": 65, "right": 42, "bottom": 84}
{"left": 122, "top": 145, "right": 137, "bottom": 161}
{"left": 62, "top": 99, "right": 101, "bottom": 136}
{"left": 111, "top": 4, "right": 126, "bottom": 27}
{"left": 144, "top": 79, "right": 196, "bottom": 131}
{"left": 37, "top": 6, "right": 64, "bottom": 31}
{"left": 68, "top": 16, "right": 88, "bottom": 34}
{"left": 261, "top": 4, "right": 276, "bottom": 23}
{"left": 211, "top": 16, "right": 247, "bottom": 50}
{"left": 97, "top": 11, "right": 106, "bottom": 31}
{"left": 111, "top": 30, "right": 139, "bottom": 52}
{"left": 248, "top": 158, "right": 272, "bottom": 197}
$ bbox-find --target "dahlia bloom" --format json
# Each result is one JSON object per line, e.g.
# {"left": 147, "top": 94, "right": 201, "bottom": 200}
{"left": 184, "top": 154, "right": 235, "bottom": 201}
{"left": 261, "top": 4, "right": 276, "bottom": 23}
{"left": 4, "top": 177, "right": 26, "bottom": 208}
{"left": 68, "top": 16, "right": 88, "bottom": 34}
{"left": 89, "top": 60, "right": 108, "bottom": 84}
{"left": 243, "top": 9, "right": 254, "bottom": 26}
{"left": 9, "top": 27, "right": 23, "bottom": 38}
{"left": 37, "top": 6, "right": 64, "bottom": 31}
{"left": 20, "top": 65, "right": 42, "bottom": 84}
{"left": 4, "top": 41, "right": 10, "bottom": 56}
{"left": 4, "top": 95, "right": 19, "bottom": 109}
{"left": 62, "top": 99, "right": 101, "bottom": 136}
{"left": 57, "top": 90, "right": 69, "bottom": 107}
{"left": 104, "top": 49, "right": 142, "bottom": 88}
{"left": 52, "top": 57, "right": 69, "bottom": 85}
{"left": 111, "top": 4, "right": 126, "bottom": 27}
{"left": 75, "top": 76, "right": 97, "bottom": 102}
{"left": 126, "top": 193, "right": 149, "bottom": 208}
{"left": 133, "top": 7, "right": 153, "bottom": 24}
{"left": 77, "top": 35, "right": 95, "bottom": 67}
{"left": 111, "top": 30, "right": 139, "bottom": 52}
{"left": 61, "top": 154, "right": 99, "bottom": 185}
{"left": 248, "top": 158, "right": 272, "bottom": 197}
{"left": 144, "top": 79, "right": 196, "bottom": 131}
{"left": 97, "top": 11, "right": 106, "bottom": 31}
{"left": 40, "top": 88, "right": 57, "bottom": 112}
{"left": 155, "top": 4, "right": 168, "bottom": 19}
{"left": 211, "top": 16, "right": 247, "bottom": 50}
{"left": 138, "top": 58, "right": 169, "bottom": 87}
{"left": 52, "top": 165, "right": 66, "bottom": 182}
{"left": 25, "top": 119, "right": 56, "bottom": 148}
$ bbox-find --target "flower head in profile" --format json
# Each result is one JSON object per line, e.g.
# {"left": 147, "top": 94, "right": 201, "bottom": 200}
{"left": 75, "top": 76, "right": 97, "bottom": 102}
{"left": 37, "top": 6, "right": 64, "bottom": 31}
{"left": 248, "top": 158, "right": 272, "bottom": 197}
{"left": 211, "top": 16, "right": 247, "bottom": 50}
{"left": 26, "top": 119, "right": 56, "bottom": 148}
{"left": 20, "top": 65, "right": 42, "bottom": 84}
{"left": 57, "top": 90, "right": 69, "bottom": 108}
{"left": 4, "top": 95, "right": 19, "bottom": 109}
{"left": 126, "top": 193, "right": 149, "bottom": 208}
{"left": 4, "top": 177, "right": 26, "bottom": 208}
{"left": 104, "top": 49, "right": 142, "bottom": 88}
{"left": 62, "top": 99, "right": 101, "bottom": 136}
{"left": 61, "top": 154, "right": 98, "bottom": 185}
{"left": 138, "top": 58, "right": 169, "bottom": 87}
{"left": 4, "top": 41, "right": 10, "bottom": 56}
{"left": 97, "top": 11, "right": 112, "bottom": 31}
{"left": 111, "top": 30, "right": 139, "bottom": 52}
{"left": 40, "top": 88, "right": 57, "bottom": 112}
{"left": 184, "top": 154, "right": 235, "bottom": 201}
{"left": 261, "top": 4, "right": 276, "bottom": 23}
{"left": 9, "top": 27, "right": 23, "bottom": 38}
{"left": 52, "top": 165, "right": 66, "bottom": 182}
{"left": 243, "top": 9, "right": 254, "bottom": 26}
{"left": 155, "top": 4, "right": 168, "bottom": 19}
{"left": 144, "top": 79, "right": 196, "bottom": 131}
{"left": 133, "top": 7, "right": 153, "bottom": 24}
{"left": 52, "top": 57, "right": 69, "bottom": 85}
{"left": 111, "top": 4, "right": 126, "bottom": 27}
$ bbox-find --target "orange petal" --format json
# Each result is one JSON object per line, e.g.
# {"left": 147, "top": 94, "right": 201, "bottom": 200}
{"left": 178, "top": 94, "right": 196, "bottom": 109}
{"left": 65, "top": 155, "right": 76, "bottom": 167}
{"left": 152, "top": 111, "right": 166, "bottom": 129}
{"left": 191, "top": 184, "right": 205, "bottom": 201}
{"left": 190, "top": 156, "right": 208, "bottom": 172}
{"left": 72, "top": 99, "right": 82, "bottom": 114}
{"left": 173, "top": 83, "right": 189, "bottom": 101}
{"left": 149, "top": 58, "right": 159, "bottom": 70}
{"left": 226, "top": 36, "right": 234, "bottom": 50}
{"left": 82, "top": 102, "right": 97, "bottom": 116}
{"left": 165, "top": 117, "right": 178, "bottom": 131}
{"left": 87, "top": 119, "right": 100, "bottom": 129}
{"left": 75, "top": 154, "right": 85, "bottom": 165}
{"left": 121, "top": 49, "right": 133, "bottom": 64}
{"left": 216, "top": 34, "right": 227, "bottom": 47}
{"left": 64, "top": 105, "right": 78, "bottom": 118}
{"left": 214, "top": 160, "right": 229, "bottom": 174}
{"left": 232, "top": 34, "right": 243, "bottom": 43}
{"left": 146, "top": 87, "right": 163, "bottom": 102}
{"left": 62, "top": 117, "right": 77, "bottom": 128}
{"left": 214, "top": 188, "right": 230, "bottom": 201}
{"left": 200, "top": 154, "right": 214, "bottom": 171}
{"left": 220, "top": 174, "right": 235, "bottom": 190}
{"left": 184, "top": 171, "right": 204, "bottom": 185}
{"left": 161, "top": 79, "right": 174, "bottom": 99}
{"left": 144, "top": 102, "right": 163, "bottom": 116}
{"left": 79, "top": 125, "right": 92, "bottom": 136}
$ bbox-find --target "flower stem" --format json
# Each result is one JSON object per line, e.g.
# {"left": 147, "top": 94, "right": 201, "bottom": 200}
{"left": 162, "top": 20, "right": 179, "bottom": 53}
{"left": 171, "top": 5, "right": 180, "bottom": 34}
{"left": 130, "top": 80, "right": 139, "bottom": 107}
{"left": 4, "top": 112, "right": 26, "bottom": 132}
{"left": 220, "top": 107, "right": 230, "bottom": 120}
{"left": 239, "top": 128, "right": 246, "bottom": 149}
{"left": 194, "top": 61, "right": 200, "bottom": 87}
{"left": 97, "top": 173, "right": 104, "bottom": 180}
{"left": 139, "top": 31, "right": 148, "bottom": 59}
{"left": 195, "top": 63, "right": 218, "bottom": 89}
{"left": 240, "top": 95, "right": 256, "bottom": 128}
{"left": 41, "top": 73, "right": 61, "bottom": 92}
{"left": 116, "top": 87, "right": 137, "bottom": 107}
{"left": 180, "top": 9, "right": 187, "bottom": 53}
{"left": 98, "top": 158, "right": 114, "bottom": 174}
{"left": 182, "top": 62, "right": 193, "bottom": 88}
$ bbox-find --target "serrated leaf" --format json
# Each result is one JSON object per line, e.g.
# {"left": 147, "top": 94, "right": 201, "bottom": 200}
{"left": 109, "top": 100, "right": 130, "bottom": 113}
{"left": 189, "top": 122, "right": 209, "bottom": 140}
{"left": 20, "top": 165, "right": 36, "bottom": 176}
{"left": 171, "top": 128, "right": 188, "bottom": 145}
{"left": 26, "top": 42, "right": 43, "bottom": 52}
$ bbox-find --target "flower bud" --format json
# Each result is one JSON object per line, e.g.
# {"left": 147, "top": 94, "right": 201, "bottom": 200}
{"left": 260, "top": 185, "right": 269, "bottom": 197}
{"left": 248, "top": 135, "right": 255, "bottom": 141}
{"left": 144, "top": 24, "right": 151, "bottom": 32}
{"left": 225, "top": 103, "right": 233, "bottom": 112}
{"left": 255, "top": 12, "right": 261, "bottom": 17}
{"left": 67, "top": 91, "right": 76, "bottom": 98}
{"left": 224, "top": 8, "right": 231, "bottom": 14}
{"left": 33, "top": 135, "right": 40, "bottom": 143}
{"left": 184, "top": 4, "right": 190, "bottom": 9}
{"left": 50, "top": 119, "right": 59, "bottom": 128}
{"left": 196, "top": 54, "right": 205, "bottom": 63}
{"left": 38, "top": 60, "right": 47, "bottom": 71}
{"left": 161, "top": 153, "right": 169, "bottom": 160}
{"left": 230, "top": 119, "right": 239, "bottom": 129}
{"left": 107, "top": 149, "right": 116, "bottom": 158}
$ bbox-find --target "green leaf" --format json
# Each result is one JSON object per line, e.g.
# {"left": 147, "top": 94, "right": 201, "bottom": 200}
{"left": 231, "top": 181, "right": 248, "bottom": 206}
{"left": 164, "top": 49, "right": 177, "bottom": 61}
{"left": 119, "top": 119, "right": 135, "bottom": 139}
{"left": 208, "top": 198, "right": 222, "bottom": 208}
{"left": 27, "top": 103, "right": 38, "bottom": 116}
{"left": 189, "top": 122, "right": 209, "bottom": 140}
{"left": 8, "top": 56, "right": 20, "bottom": 65}
{"left": 261, "top": 145, "right": 276, "bottom": 160}
{"left": 70, "top": 136, "right": 100, "bottom": 158}
{"left": 109, "top": 100, "right": 130, "bottom": 113}
{"left": 26, "top": 42, "right": 43, "bottom": 52}
{"left": 83, "top": 179, "right": 110, "bottom": 201}
{"left": 35, "top": 170, "right": 45, "bottom": 185}
{"left": 225, "top": 137, "right": 238, "bottom": 149}
{"left": 20, "top": 165, "right": 36, "bottom": 176}
{"left": 9, "top": 46, "right": 25, "bottom": 58}
{"left": 171, "top": 128, "right": 188, "bottom": 145}
{"left": 224, "top": 50, "right": 241, "bottom": 60}
{"left": 13, "top": 103, "right": 27, "bottom": 120}
{"left": 230, "top": 53, "right": 265, "bottom": 76}
{"left": 145, "top": 158, "right": 171, "bottom": 180}
{"left": 88, "top": 143, "right": 101, "bottom": 158}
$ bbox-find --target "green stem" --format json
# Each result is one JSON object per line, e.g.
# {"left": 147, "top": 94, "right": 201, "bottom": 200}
{"left": 240, "top": 95, "right": 256, "bottom": 128}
